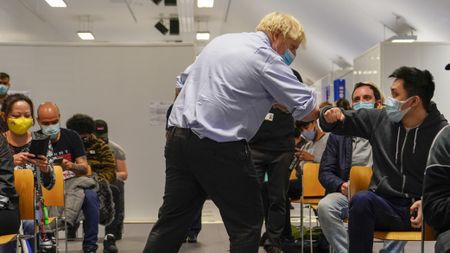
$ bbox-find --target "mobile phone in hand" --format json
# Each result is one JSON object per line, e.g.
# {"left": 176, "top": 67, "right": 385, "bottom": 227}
{"left": 53, "top": 157, "right": 63, "bottom": 165}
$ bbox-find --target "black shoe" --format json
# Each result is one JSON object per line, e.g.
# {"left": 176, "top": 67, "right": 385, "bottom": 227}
{"left": 84, "top": 245, "right": 98, "bottom": 253}
{"left": 114, "top": 233, "right": 122, "bottom": 241}
{"left": 103, "top": 234, "right": 118, "bottom": 253}
{"left": 39, "top": 235, "right": 57, "bottom": 253}
{"left": 264, "top": 245, "right": 283, "bottom": 253}
{"left": 186, "top": 233, "right": 198, "bottom": 243}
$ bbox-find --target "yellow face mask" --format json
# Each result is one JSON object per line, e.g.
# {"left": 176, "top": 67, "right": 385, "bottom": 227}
{"left": 7, "top": 116, "right": 33, "bottom": 135}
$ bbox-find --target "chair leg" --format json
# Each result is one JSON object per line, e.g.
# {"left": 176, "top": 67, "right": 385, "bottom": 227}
{"left": 55, "top": 217, "right": 59, "bottom": 248}
{"left": 64, "top": 218, "right": 68, "bottom": 253}
{"left": 421, "top": 223, "right": 425, "bottom": 253}
{"left": 301, "top": 201, "right": 304, "bottom": 253}
{"left": 309, "top": 205, "right": 313, "bottom": 253}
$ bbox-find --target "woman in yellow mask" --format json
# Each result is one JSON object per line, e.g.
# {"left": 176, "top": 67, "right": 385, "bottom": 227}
{"left": 0, "top": 93, "right": 55, "bottom": 252}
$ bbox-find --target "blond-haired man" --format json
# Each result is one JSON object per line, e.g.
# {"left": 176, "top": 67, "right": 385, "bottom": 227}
{"left": 144, "top": 12, "right": 318, "bottom": 253}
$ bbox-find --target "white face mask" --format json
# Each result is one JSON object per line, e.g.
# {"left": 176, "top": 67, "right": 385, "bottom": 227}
{"left": 384, "top": 97, "right": 413, "bottom": 123}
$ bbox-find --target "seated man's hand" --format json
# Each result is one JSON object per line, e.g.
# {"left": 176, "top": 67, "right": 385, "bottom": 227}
{"left": 324, "top": 107, "right": 345, "bottom": 123}
{"left": 340, "top": 182, "right": 349, "bottom": 196}
{"left": 30, "top": 155, "right": 49, "bottom": 173}
{"left": 13, "top": 152, "right": 33, "bottom": 167}
{"left": 298, "top": 150, "right": 314, "bottom": 162}
{"left": 410, "top": 200, "right": 422, "bottom": 229}
{"left": 61, "top": 159, "right": 72, "bottom": 171}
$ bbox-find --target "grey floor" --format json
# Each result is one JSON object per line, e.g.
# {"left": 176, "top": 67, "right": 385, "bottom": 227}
{"left": 59, "top": 201, "right": 436, "bottom": 252}
{"left": 60, "top": 223, "right": 435, "bottom": 253}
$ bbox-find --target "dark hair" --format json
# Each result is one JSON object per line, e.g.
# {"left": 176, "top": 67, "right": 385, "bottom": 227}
{"left": 295, "top": 120, "right": 314, "bottom": 130}
{"left": 0, "top": 72, "right": 10, "bottom": 80}
{"left": 319, "top": 101, "right": 332, "bottom": 109}
{"left": 352, "top": 82, "right": 382, "bottom": 102}
{"left": 1, "top": 93, "right": 34, "bottom": 120}
{"left": 66, "top": 114, "right": 95, "bottom": 134}
{"left": 335, "top": 98, "right": 351, "bottom": 110}
{"left": 389, "top": 66, "right": 435, "bottom": 109}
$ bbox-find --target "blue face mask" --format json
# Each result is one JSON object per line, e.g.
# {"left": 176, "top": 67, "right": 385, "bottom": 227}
{"left": 302, "top": 129, "right": 316, "bottom": 141}
{"left": 41, "top": 123, "right": 61, "bottom": 139}
{"left": 353, "top": 101, "right": 375, "bottom": 110}
{"left": 282, "top": 49, "right": 295, "bottom": 65}
{"left": 0, "top": 84, "right": 9, "bottom": 95}
{"left": 384, "top": 97, "right": 412, "bottom": 123}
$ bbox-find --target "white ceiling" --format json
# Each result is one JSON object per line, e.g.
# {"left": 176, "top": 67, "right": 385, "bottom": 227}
{"left": 1, "top": 0, "right": 449, "bottom": 82}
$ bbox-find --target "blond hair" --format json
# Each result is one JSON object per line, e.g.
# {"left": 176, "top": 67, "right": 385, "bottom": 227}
{"left": 256, "top": 12, "right": 306, "bottom": 45}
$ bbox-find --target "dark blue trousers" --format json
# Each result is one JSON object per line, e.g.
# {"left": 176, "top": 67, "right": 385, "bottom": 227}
{"left": 348, "top": 191, "right": 414, "bottom": 253}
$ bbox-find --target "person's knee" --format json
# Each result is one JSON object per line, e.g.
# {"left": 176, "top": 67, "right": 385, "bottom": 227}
{"left": 318, "top": 194, "right": 341, "bottom": 220}
{"left": 349, "top": 191, "right": 374, "bottom": 212}
{"left": 436, "top": 230, "right": 450, "bottom": 253}
{"left": 318, "top": 195, "right": 335, "bottom": 212}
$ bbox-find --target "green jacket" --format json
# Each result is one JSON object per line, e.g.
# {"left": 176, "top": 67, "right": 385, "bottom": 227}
{"left": 85, "top": 134, "right": 116, "bottom": 183}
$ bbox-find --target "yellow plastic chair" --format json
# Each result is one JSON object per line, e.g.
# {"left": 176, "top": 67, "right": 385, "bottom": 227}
{"left": 0, "top": 169, "right": 35, "bottom": 250}
{"left": 292, "top": 162, "right": 325, "bottom": 253}
{"left": 348, "top": 166, "right": 373, "bottom": 199}
{"left": 348, "top": 166, "right": 435, "bottom": 253}
{"left": 42, "top": 165, "right": 67, "bottom": 252}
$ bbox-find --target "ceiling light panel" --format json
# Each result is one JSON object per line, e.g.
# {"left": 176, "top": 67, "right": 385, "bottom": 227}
{"left": 45, "top": 0, "right": 67, "bottom": 8}
{"left": 197, "top": 0, "right": 214, "bottom": 8}
{"left": 77, "top": 32, "right": 95, "bottom": 40}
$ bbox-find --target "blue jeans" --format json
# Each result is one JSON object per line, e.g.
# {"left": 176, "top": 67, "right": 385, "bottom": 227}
{"left": 82, "top": 189, "right": 99, "bottom": 252}
{"left": 349, "top": 191, "right": 412, "bottom": 253}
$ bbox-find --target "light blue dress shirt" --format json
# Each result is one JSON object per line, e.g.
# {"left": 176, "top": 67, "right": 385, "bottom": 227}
{"left": 169, "top": 31, "right": 316, "bottom": 142}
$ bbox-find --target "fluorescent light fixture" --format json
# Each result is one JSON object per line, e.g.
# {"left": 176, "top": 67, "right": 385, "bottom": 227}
{"left": 77, "top": 32, "right": 95, "bottom": 40}
{"left": 178, "top": 0, "right": 194, "bottom": 33}
{"left": 197, "top": 0, "right": 214, "bottom": 8}
{"left": 196, "top": 32, "right": 210, "bottom": 41}
{"left": 389, "top": 34, "right": 417, "bottom": 43}
{"left": 45, "top": 0, "right": 67, "bottom": 7}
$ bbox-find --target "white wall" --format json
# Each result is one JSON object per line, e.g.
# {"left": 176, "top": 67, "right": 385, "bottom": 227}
{"left": 353, "top": 45, "right": 381, "bottom": 91}
{"left": 0, "top": 43, "right": 195, "bottom": 222}
{"left": 353, "top": 42, "right": 450, "bottom": 119}
{"left": 380, "top": 42, "right": 450, "bottom": 119}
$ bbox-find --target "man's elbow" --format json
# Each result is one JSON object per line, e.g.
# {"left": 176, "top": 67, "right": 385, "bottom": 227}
{"left": 302, "top": 107, "right": 319, "bottom": 122}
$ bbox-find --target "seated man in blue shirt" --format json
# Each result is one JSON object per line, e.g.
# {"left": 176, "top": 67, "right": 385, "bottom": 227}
{"left": 144, "top": 12, "right": 319, "bottom": 253}
{"left": 319, "top": 67, "right": 447, "bottom": 253}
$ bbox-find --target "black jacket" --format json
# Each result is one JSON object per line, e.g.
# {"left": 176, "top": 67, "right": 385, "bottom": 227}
{"left": 319, "top": 102, "right": 447, "bottom": 198}
{"left": 249, "top": 107, "right": 295, "bottom": 152}
{"left": 0, "top": 134, "right": 18, "bottom": 210}
{"left": 319, "top": 134, "right": 353, "bottom": 193}
{"left": 423, "top": 125, "right": 450, "bottom": 234}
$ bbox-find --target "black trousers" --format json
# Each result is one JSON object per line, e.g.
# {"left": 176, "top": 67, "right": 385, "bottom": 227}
{"left": 105, "top": 179, "right": 125, "bottom": 238}
{"left": 143, "top": 128, "right": 263, "bottom": 253}
{"left": 251, "top": 149, "right": 293, "bottom": 247}
{"left": 0, "top": 208, "right": 20, "bottom": 236}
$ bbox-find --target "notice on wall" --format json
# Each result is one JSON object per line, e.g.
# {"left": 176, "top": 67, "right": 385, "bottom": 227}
{"left": 148, "top": 101, "right": 172, "bottom": 126}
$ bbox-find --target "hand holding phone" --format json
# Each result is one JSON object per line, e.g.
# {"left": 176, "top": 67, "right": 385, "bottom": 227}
{"left": 53, "top": 157, "right": 63, "bottom": 165}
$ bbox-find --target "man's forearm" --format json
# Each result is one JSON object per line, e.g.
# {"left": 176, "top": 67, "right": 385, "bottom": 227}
{"left": 70, "top": 163, "right": 88, "bottom": 175}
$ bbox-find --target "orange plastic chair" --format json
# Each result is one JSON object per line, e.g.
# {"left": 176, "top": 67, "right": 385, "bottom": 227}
{"left": 348, "top": 166, "right": 373, "bottom": 199}
{"left": 0, "top": 169, "right": 35, "bottom": 249}
{"left": 292, "top": 162, "right": 325, "bottom": 253}
{"left": 42, "top": 165, "right": 67, "bottom": 252}
{"left": 348, "top": 166, "right": 435, "bottom": 253}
